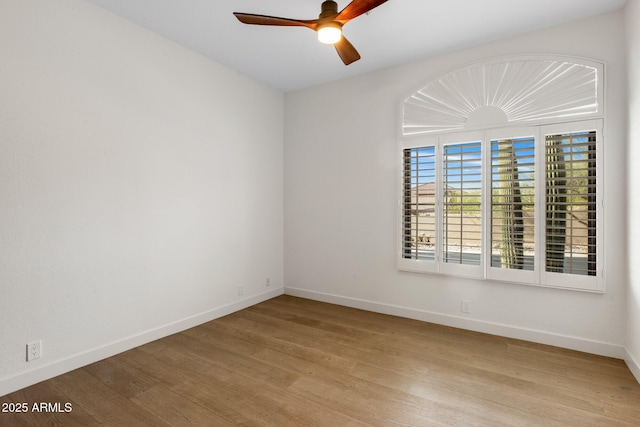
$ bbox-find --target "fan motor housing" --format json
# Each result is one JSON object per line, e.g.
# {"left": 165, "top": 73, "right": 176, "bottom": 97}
{"left": 320, "top": 1, "right": 339, "bottom": 19}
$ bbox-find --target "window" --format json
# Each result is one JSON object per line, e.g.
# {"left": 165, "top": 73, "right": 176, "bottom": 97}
{"left": 399, "top": 56, "right": 604, "bottom": 291}
{"left": 398, "top": 120, "right": 602, "bottom": 292}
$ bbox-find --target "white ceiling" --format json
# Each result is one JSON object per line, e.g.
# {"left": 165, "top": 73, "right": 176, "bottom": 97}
{"left": 83, "top": 0, "right": 627, "bottom": 92}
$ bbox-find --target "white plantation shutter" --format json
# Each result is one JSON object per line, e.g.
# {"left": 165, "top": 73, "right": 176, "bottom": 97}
{"left": 442, "top": 142, "right": 482, "bottom": 266}
{"left": 402, "top": 146, "right": 436, "bottom": 261}
{"left": 490, "top": 137, "right": 535, "bottom": 272}
{"left": 544, "top": 130, "right": 597, "bottom": 277}
{"left": 402, "top": 57, "right": 602, "bottom": 137}
{"left": 398, "top": 121, "right": 602, "bottom": 290}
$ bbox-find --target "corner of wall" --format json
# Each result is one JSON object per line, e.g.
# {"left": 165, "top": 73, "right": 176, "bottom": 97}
{"left": 626, "top": 348, "right": 640, "bottom": 384}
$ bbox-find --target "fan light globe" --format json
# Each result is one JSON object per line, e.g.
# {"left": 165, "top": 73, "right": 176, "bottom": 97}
{"left": 317, "top": 24, "right": 342, "bottom": 44}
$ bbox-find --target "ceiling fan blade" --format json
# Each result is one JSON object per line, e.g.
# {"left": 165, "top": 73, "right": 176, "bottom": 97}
{"left": 334, "top": 36, "right": 361, "bottom": 65}
{"left": 336, "top": 0, "right": 389, "bottom": 23}
{"left": 233, "top": 13, "right": 318, "bottom": 30}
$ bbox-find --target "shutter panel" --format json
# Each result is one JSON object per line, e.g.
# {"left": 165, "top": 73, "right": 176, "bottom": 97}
{"left": 443, "top": 142, "right": 482, "bottom": 266}
{"left": 544, "top": 131, "right": 597, "bottom": 276}
{"left": 402, "top": 146, "right": 436, "bottom": 261}
{"left": 490, "top": 137, "right": 535, "bottom": 271}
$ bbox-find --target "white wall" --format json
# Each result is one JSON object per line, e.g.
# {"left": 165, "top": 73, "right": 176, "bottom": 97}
{"left": 625, "top": 0, "right": 640, "bottom": 381}
{"left": 0, "top": 0, "right": 284, "bottom": 395}
{"left": 285, "top": 11, "right": 628, "bottom": 357}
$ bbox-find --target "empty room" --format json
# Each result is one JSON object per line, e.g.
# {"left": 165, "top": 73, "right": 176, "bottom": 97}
{"left": 2, "top": 0, "right": 640, "bottom": 425}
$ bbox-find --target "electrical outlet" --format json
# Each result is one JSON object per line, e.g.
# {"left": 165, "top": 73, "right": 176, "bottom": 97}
{"left": 238, "top": 285, "right": 244, "bottom": 296}
{"left": 26, "top": 340, "right": 42, "bottom": 361}
{"left": 461, "top": 300, "right": 471, "bottom": 314}
{"left": 266, "top": 277, "right": 270, "bottom": 287}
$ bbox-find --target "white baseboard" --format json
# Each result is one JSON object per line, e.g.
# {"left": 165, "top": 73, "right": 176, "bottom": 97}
{"left": 625, "top": 349, "right": 640, "bottom": 384}
{"left": 285, "top": 287, "right": 626, "bottom": 360}
{"left": 0, "top": 288, "right": 283, "bottom": 397}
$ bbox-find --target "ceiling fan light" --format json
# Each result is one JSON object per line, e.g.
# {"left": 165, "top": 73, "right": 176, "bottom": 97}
{"left": 317, "top": 22, "right": 342, "bottom": 44}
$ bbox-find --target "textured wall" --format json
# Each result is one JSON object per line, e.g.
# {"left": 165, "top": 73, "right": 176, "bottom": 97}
{"left": 0, "top": 0, "right": 284, "bottom": 395}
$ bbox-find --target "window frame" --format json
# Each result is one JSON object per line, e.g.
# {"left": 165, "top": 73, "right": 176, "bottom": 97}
{"left": 397, "top": 119, "right": 604, "bottom": 292}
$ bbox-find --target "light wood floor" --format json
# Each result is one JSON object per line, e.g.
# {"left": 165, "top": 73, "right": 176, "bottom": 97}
{"left": 2, "top": 295, "right": 640, "bottom": 426}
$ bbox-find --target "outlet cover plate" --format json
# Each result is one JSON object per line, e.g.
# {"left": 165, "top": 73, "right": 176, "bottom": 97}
{"left": 27, "top": 341, "right": 42, "bottom": 361}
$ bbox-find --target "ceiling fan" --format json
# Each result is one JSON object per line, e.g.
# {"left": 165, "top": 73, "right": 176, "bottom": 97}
{"left": 233, "top": 0, "right": 389, "bottom": 65}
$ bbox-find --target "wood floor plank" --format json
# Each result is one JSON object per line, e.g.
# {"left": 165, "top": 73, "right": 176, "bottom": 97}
{"left": 109, "top": 347, "right": 199, "bottom": 389}
{"left": 348, "top": 361, "right": 549, "bottom": 427}
{"left": 129, "top": 334, "right": 362, "bottom": 426}
{"left": 176, "top": 371, "right": 369, "bottom": 427}
{"left": 213, "top": 315, "right": 360, "bottom": 374}
{"left": 177, "top": 327, "right": 300, "bottom": 389}
{"left": 505, "top": 341, "right": 639, "bottom": 383}
{"left": 2, "top": 295, "right": 640, "bottom": 426}
{"left": 49, "top": 369, "right": 169, "bottom": 426}
{"left": 287, "top": 375, "right": 449, "bottom": 427}
{"left": 131, "top": 385, "right": 237, "bottom": 426}
{"left": 83, "top": 356, "right": 161, "bottom": 400}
